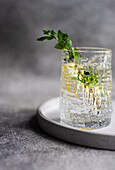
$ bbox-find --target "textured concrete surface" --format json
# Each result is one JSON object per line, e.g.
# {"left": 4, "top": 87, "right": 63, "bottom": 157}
{"left": 0, "top": 73, "right": 115, "bottom": 170}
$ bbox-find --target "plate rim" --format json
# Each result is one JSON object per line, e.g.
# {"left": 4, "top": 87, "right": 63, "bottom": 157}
{"left": 37, "top": 97, "right": 114, "bottom": 137}
{"left": 37, "top": 97, "right": 115, "bottom": 150}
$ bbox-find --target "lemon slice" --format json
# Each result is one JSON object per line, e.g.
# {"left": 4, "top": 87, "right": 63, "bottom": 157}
{"left": 61, "top": 63, "right": 80, "bottom": 99}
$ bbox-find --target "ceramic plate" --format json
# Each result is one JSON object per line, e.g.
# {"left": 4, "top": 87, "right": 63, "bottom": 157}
{"left": 37, "top": 97, "right": 115, "bottom": 150}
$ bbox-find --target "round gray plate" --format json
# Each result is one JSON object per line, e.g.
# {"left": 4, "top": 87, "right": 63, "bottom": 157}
{"left": 37, "top": 97, "right": 115, "bottom": 150}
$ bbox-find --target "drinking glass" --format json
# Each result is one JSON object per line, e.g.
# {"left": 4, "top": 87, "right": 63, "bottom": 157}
{"left": 59, "top": 47, "right": 112, "bottom": 129}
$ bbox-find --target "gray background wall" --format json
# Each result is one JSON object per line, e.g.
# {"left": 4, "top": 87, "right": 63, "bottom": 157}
{"left": 0, "top": 0, "right": 115, "bottom": 81}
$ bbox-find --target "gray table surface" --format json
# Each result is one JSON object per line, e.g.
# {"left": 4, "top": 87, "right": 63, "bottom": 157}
{"left": 0, "top": 71, "right": 115, "bottom": 170}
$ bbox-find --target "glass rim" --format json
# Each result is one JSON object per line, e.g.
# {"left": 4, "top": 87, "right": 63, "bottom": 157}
{"left": 63, "top": 47, "right": 112, "bottom": 54}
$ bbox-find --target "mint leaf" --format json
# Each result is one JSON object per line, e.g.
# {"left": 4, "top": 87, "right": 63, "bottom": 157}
{"left": 54, "top": 43, "right": 63, "bottom": 49}
{"left": 57, "top": 30, "right": 63, "bottom": 42}
{"left": 68, "top": 40, "right": 72, "bottom": 50}
{"left": 54, "top": 42, "right": 68, "bottom": 49}
{"left": 54, "top": 42, "right": 69, "bottom": 50}
{"left": 37, "top": 36, "right": 53, "bottom": 41}
{"left": 63, "top": 33, "right": 69, "bottom": 41}
{"left": 68, "top": 40, "right": 74, "bottom": 58}
{"left": 64, "top": 43, "right": 69, "bottom": 49}
{"left": 57, "top": 30, "right": 69, "bottom": 43}
{"left": 42, "top": 29, "right": 51, "bottom": 35}
{"left": 71, "top": 77, "right": 78, "bottom": 80}
{"left": 51, "top": 30, "right": 57, "bottom": 36}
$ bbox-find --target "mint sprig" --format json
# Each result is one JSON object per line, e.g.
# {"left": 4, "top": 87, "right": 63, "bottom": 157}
{"left": 37, "top": 29, "right": 80, "bottom": 59}
{"left": 71, "top": 66, "right": 102, "bottom": 88}
{"left": 37, "top": 29, "right": 101, "bottom": 88}
{"left": 37, "top": 30, "right": 68, "bottom": 45}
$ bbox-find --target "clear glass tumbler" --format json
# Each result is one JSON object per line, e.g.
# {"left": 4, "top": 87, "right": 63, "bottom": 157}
{"left": 59, "top": 47, "right": 112, "bottom": 129}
